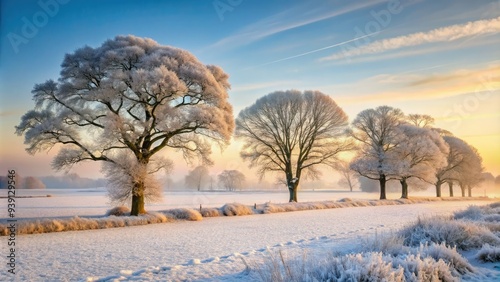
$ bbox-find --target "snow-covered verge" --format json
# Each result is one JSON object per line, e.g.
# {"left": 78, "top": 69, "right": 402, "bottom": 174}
{"left": 0, "top": 208, "right": 202, "bottom": 236}
{"left": 248, "top": 202, "right": 500, "bottom": 282}
{"left": 0, "top": 196, "right": 493, "bottom": 235}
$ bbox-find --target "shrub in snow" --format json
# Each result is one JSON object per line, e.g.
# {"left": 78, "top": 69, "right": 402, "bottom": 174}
{"left": 399, "top": 216, "right": 500, "bottom": 250}
{"left": 106, "top": 206, "right": 130, "bottom": 216}
{"left": 361, "top": 231, "right": 406, "bottom": 256}
{"left": 252, "top": 249, "right": 467, "bottom": 282}
{"left": 418, "top": 243, "right": 474, "bottom": 274}
{"left": 489, "top": 202, "right": 500, "bottom": 209}
{"left": 200, "top": 207, "right": 223, "bottom": 217}
{"left": 454, "top": 205, "right": 485, "bottom": 221}
{"left": 222, "top": 203, "right": 254, "bottom": 216}
{"left": 337, "top": 197, "right": 353, "bottom": 202}
{"left": 476, "top": 244, "right": 500, "bottom": 262}
{"left": 164, "top": 208, "right": 202, "bottom": 221}
{"left": 483, "top": 214, "right": 500, "bottom": 222}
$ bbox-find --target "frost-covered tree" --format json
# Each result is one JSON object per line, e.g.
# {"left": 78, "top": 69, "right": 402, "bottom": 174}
{"left": 431, "top": 135, "right": 480, "bottom": 197}
{"left": 349, "top": 106, "right": 405, "bottom": 200}
{"left": 387, "top": 124, "right": 449, "bottom": 199}
{"left": 16, "top": 35, "right": 234, "bottom": 215}
{"left": 335, "top": 161, "right": 359, "bottom": 192}
{"left": 184, "top": 165, "right": 210, "bottom": 191}
{"left": 454, "top": 143, "right": 484, "bottom": 197}
{"left": 218, "top": 170, "right": 246, "bottom": 191}
{"left": 235, "top": 90, "right": 353, "bottom": 202}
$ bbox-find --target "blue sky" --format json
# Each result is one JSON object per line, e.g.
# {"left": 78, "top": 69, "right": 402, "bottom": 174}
{"left": 1, "top": 0, "right": 499, "bottom": 180}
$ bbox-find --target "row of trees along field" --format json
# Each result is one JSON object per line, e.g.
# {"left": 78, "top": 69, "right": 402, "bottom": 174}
{"left": 15, "top": 36, "right": 490, "bottom": 215}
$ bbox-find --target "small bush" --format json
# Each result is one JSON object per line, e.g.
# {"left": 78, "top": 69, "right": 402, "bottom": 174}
{"left": 164, "top": 208, "right": 202, "bottom": 221}
{"left": 200, "top": 207, "right": 223, "bottom": 217}
{"left": 362, "top": 231, "right": 406, "bottom": 256}
{"left": 454, "top": 205, "right": 484, "bottom": 221}
{"left": 418, "top": 243, "right": 474, "bottom": 274}
{"left": 106, "top": 206, "right": 130, "bottom": 216}
{"left": 222, "top": 203, "right": 254, "bottom": 216}
{"left": 399, "top": 216, "right": 500, "bottom": 250}
{"left": 337, "top": 198, "right": 353, "bottom": 202}
{"left": 488, "top": 202, "right": 500, "bottom": 209}
{"left": 476, "top": 244, "right": 500, "bottom": 262}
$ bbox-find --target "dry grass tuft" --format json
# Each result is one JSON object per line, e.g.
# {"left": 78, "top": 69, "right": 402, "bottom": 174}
{"left": 105, "top": 206, "right": 130, "bottom": 216}
{"left": 222, "top": 203, "right": 254, "bottom": 216}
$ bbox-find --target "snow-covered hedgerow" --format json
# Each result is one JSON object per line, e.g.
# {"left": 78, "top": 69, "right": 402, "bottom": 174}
{"left": 0, "top": 208, "right": 202, "bottom": 235}
{"left": 0, "top": 213, "right": 176, "bottom": 235}
{"left": 476, "top": 244, "right": 500, "bottom": 262}
{"left": 222, "top": 203, "right": 254, "bottom": 216}
{"left": 260, "top": 197, "right": 492, "bottom": 215}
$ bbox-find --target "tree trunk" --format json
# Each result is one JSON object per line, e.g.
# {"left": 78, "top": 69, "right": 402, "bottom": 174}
{"left": 467, "top": 185, "right": 472, "bottom": 197}
{"left": 436, "top": 182, "right": 442, "bottom": 197}
{"left": 460, "top": 184, "right": 466, "bottom": 197}
{"left": 287, "top": 178, "right": 299, "bottom": 202}
{"left": 400, "top": 179, "right": 408, "bottom": 199}
{"left": 448, "top": 182, "right": 454, "bottom": 197}
{"left": 130, "top": 181, "right": 146, "bottom": 216}
{"left": 379, "top": 174, "right": 387, "bottom": 200}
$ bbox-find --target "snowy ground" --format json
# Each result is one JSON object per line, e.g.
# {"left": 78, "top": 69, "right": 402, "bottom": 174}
{"left": 1, "top": 195, "right": 497, "bottom": 281}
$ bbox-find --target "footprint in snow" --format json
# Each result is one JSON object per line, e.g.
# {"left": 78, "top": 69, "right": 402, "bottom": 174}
{"left": 189, "top": 259, "right": 201, "bottom": 265}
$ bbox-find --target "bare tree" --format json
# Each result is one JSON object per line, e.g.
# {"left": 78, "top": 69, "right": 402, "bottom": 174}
{"left": 406, "top": 114, "right": 435, "bottom": 128}
{"left": 16, "top": 35, "right": 234, "bottom": 215}
{"left": 218, "top": 170, "right": 246, "bottom": 191}
{"left": 184, "top": 165, "right": 210, "bottom": 191}
{"left": 349, "top": 106, "right": 405, "bottom": 200}
{"left": 235, "top": 90, "right": 353, "bottom": 202}
{"left": 335, "top": 161, "right": 359, "bottom": 192}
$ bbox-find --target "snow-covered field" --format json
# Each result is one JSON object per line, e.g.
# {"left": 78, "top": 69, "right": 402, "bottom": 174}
{"left": 4, "top": 188, "right": 458, "bottom": 219}
{"left": 0, "top": 189, "right": 497, "bottom": 281}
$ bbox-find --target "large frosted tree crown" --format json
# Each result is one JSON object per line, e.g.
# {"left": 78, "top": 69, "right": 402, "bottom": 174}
{"left": 16, "top": 35, "right": 234, "bottom": 171}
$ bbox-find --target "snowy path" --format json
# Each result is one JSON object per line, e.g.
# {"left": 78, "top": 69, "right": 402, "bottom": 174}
{"left": 2, "top": 200, "right": 493, "bottom": 281}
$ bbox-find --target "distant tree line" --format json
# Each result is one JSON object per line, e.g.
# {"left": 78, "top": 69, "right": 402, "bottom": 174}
{"left": 0, "top": 173, "right": 105, "bottom": 189}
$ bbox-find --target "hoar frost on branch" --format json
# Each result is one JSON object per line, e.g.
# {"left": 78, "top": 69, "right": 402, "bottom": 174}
{"left": 16, "top": 35, "right": 234, "bottom": 215}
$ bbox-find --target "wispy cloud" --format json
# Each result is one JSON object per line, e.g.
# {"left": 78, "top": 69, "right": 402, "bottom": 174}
{"left": 253, "top": 31, "right": 381, "bottom": 68}
{"left": 320, "top": 16, "right": 500, "bottom": 61}
{"left": 326, "top": 63, "right": 500, "bottom": 105}
{"left": 323, "top": 34, "right": 500, "bottom": 65}
{"left": 207, "top": 0, "right": 385, "bottom": 51}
